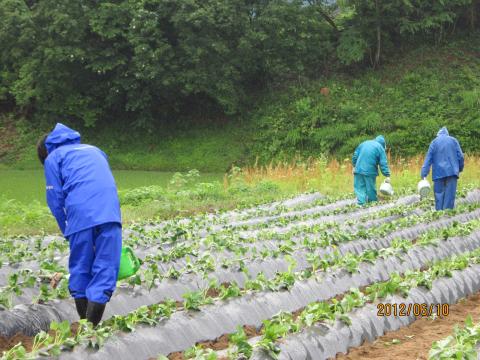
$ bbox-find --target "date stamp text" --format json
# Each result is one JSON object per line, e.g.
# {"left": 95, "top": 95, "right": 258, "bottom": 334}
{"left": 377, "top": 303, "right": 449, "bottom": 317}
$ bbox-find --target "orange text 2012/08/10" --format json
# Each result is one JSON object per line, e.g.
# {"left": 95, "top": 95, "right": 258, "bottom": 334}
{"left": 376, "top": 303, "right": 449, "bottom": 317}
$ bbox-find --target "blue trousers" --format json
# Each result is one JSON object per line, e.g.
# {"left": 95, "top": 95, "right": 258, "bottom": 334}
{"left": 67, "top": 222, "right": 122, "bottom": 304}
{"left": 354, "top": 174, "right": 377, "bottom": 205}
{"left": 434, "top": 176, "right": 458, "bottom": 211}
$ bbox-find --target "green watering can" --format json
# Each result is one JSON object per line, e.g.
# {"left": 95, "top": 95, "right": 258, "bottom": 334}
{"left": 118, "top": 246, "right": 141, "bottom": 280}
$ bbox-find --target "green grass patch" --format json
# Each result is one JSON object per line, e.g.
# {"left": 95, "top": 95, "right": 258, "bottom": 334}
{"left": 0, "top": 169, "right": 222, "bottom": 203}
{"left": 2, "top": 158, "right": 480, "bottom": 238}
{"left": 0, "top": 169, "right": 292, "bottom": 237}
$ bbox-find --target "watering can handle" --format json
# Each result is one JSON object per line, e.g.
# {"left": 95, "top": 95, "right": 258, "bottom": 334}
{"left": 130, "top": 248, "right": 141, "bottom": 271}
{"left": 124, "top": 247, "right": 141, "bottom": 270}
{"left": 133, "top": 254, "right": 141, "bottom": 270}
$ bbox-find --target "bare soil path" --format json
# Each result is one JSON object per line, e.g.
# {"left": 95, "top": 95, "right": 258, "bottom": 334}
{"left": 337, "top": 292, "right": 480, "bottom": 360}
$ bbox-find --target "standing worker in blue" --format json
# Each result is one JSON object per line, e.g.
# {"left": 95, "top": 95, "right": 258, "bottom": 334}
{"left": 352, "top": 135, "right": 391, "bottom": 205}
{"left": 421, "top": 127, "right": 464, "bottom": 210}
{"left": 37, "top": 123, "right": 122, "bottom": 326}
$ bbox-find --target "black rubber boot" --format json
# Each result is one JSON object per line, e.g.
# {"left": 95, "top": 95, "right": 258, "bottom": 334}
{"left": 74, "top": 298, "right": 88, "bottom": 319}
{"left": 86, "top": 301, "right": 106, "bottom": 327}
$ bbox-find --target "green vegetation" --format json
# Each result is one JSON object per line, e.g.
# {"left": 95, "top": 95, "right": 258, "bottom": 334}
{"left": 1, "top": 1, "right": 480, "bottom": 172}
{"left": 6, "top": 218, "right": 480, "bottom": 358}
{"left": 0, "top": 169, "right": 221, "bottom": 203}
{"left": 2, "top": 35, "right": 480, "bottom": 171}
{"left": 430, "top": 316, "right": 480, "bottom": 359}
{"left": 2, "top": 0, "right": 476, "bottom": 129}
{"left": 2, "top": 155, "right": 480, "bottom": 237}
{"left": 252, "top": 36, "right": 480, "bottom": 160}
{"left": 0, "top": 169, "right": 301, "bottom": 236}
{"left": 1, "top": 0, "right": 480, "bottom": 238}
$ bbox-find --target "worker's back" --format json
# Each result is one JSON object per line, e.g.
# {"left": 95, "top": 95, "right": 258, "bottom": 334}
{"left": 44, "top": 124, "right": 121, "bottom": 236}
{"left": 426, "top": 127, "right": 463, "bottom": 180}
{"left": 353, "top": 136, "right": 389, "bottom": 177}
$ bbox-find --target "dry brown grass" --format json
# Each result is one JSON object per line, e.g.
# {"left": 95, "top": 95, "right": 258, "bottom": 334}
{"left": 235, "top": 154, "right": 480, "bottom": 196}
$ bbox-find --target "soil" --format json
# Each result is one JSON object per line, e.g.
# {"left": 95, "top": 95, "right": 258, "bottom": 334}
{"left": 167, "top": 352, "right": 185, "bottom": 360}
{"left": 0, "top": 322, "right": 80, "bottom": 353}
{"left": 336, "top": 292, "right": 480, "bottom": 360}
{"left": 0, "top": 333, "right": 34, "bottom": 353}
{"left": 166, "top": 325, "right": 260, "bottom": 360}
{"left": 205, "top": 282, "right": 233, "bottom": 299}
{"left": 205, "top": 287, "right": 221, "bottom": 298}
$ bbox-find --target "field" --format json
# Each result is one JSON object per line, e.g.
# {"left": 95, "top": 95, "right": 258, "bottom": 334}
{"left": 2, "top": 185, "right": 480, "bottom": 359}
{"left": 2, "top": 155, "right": 480, "bottom": 237}
{"left": 2, "top": 3, "right": 479, "bottom": 359}
{"left": 0, "top": 169, "right": 222, "bottom": 203}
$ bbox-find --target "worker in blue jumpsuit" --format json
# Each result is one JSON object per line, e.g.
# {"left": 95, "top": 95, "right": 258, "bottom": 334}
{"left": 352, "top": 135, "right": 391, "bottom": 205}
{"left": 421, "top": 127, "right": 464, "bottom": 210}
{"left": 37, "top": 123, "right": 122, "bottom": 326}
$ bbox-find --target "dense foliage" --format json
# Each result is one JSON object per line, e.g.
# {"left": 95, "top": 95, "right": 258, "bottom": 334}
{"left": 1, "top": 0, "right": 479, "bottom": 130}
{"left": 252, "top": 37, "right": 480, "bottom": 160}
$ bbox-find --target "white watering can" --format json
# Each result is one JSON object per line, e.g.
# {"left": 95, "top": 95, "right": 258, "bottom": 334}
{"left": 379, "top": 178, "right": 394, "bottom": 197}
{"left": 418, "top": 178, "right": 431, "bottom": 198}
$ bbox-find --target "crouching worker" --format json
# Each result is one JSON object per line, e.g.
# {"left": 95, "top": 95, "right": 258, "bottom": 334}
{"left": 352, "top": 135, "right": 391, "bottom": 205}
{"left": 421, "top": 127, "right": 464, "bottom": 210}
{"left": 37, "top": 123, "right": 122, "bottom": 326}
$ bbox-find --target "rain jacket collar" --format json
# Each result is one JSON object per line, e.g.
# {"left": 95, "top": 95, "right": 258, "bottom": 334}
{"left": 45, "top": 123, "right": 81, "bottom": 154}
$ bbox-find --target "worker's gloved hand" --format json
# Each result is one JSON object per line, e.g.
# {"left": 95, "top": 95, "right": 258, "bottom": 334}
{"left": 385, "top": 177, "right": 391, "bottom": 183}
{"left": 50, "top": 272, "right": 63, "bottom": 289}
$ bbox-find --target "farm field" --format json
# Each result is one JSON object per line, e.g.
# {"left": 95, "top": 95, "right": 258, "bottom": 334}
{"left": 2, "top": 2, "right": 480, "bottom": 359}
{"left": 1, "top": 188, "right": 480, "bottom": 359}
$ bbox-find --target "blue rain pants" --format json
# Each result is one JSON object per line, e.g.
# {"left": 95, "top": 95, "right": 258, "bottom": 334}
{"left": 433, "top": 176, "right": 458, "bottom": 211}
{"left": 67, "top": 222, "right": 122, "bottom": 304}
{"left": 354, "top": 174, "right": 377, "bottom": 205}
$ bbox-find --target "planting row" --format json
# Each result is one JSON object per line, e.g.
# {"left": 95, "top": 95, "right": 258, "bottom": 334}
{"left": 0, "top": 193, "right": 416, "bottom": 276}
{"left": 1, "top": 197, "right": 479, "bottom": 343}
{"left": 6, "top": 235, "right": 480, "bottom": 360}
{"left": 0, "top": 192, "right": 438, "bottom": 290}
{"left": 1, "top": 200, "right": 479, "bottom": 319}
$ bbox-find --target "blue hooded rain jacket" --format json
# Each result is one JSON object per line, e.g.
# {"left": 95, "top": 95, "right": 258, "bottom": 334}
{"left": 352, "top": 135, "right": 391, "bottom": 177}
{"left": 420, "top": 127, "right": 464, "bottom": 181}
{"left": 44, "top": 123, "right": 121, "bottom": 236}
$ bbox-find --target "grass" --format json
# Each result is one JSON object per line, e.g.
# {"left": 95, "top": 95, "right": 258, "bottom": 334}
{"left": 0, "top": 169, "right": 222, "bottom": 203}
{"left": 2, "top": 156, "right": 479, "bottom": 237}
{"left": 0, "top": 117, "right": 252, "bottom": 172}
{"left": 103, "top": 124, "right": 252, "bottom": 172}
{"left": 0, "top": 169, "right": 293, "bottom": 237}
{"left": 242, "top": 154, "right": 480, "bottom": 197}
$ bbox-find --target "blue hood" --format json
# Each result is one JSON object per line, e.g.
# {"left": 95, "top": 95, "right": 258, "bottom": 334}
{"left": 45, "top": 123, "right": 81, "bottom": 154}
{"left": 375, "top": 135, "right": 386, "bottom": 149}
{"left": 437, "top": 127, "right": 449, "bottom": 137}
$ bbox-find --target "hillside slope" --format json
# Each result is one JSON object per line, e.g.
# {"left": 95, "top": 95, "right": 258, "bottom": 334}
{"left": 251, "top": 35, "right": 480, "bottom": 162}
{"left": 1, "top": 35, "right": 479, "bottom": 172}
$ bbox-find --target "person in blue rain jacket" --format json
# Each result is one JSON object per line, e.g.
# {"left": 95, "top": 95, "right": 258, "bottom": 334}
{"left": 37, "top": 123, "right": 122, "bottom": 326}
{"left": 352, "top": 135, "right": 391, "bottom": 205}
{"left": 421, "top": 127, "right": 464, "bottom": 210}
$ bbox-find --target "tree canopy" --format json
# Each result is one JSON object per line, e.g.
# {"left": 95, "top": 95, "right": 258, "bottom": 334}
{"left": 0, "top": 0, "right": 478, "bottom": 128}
